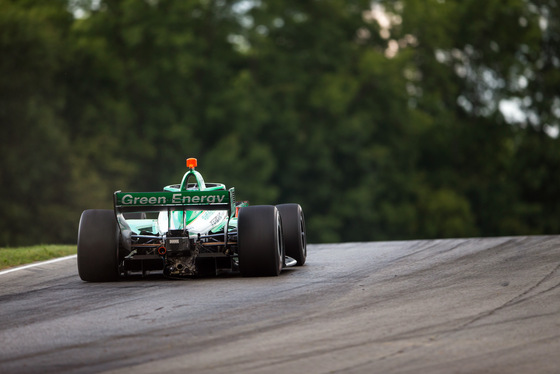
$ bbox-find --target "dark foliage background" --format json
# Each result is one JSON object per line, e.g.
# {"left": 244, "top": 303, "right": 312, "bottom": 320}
{"left": 1, "top": 0, "right": 559, "bottom": 245}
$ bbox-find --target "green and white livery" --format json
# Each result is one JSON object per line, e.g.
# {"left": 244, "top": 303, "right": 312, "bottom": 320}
{"left": 77, "top": 158, "right": 306, "bottom": 281}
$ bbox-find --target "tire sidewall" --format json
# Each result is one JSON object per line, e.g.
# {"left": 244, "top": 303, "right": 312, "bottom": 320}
{"left": 238, "top": 205, "right": 283, "bottom": 276}
{"left": 77, "top": 209, "right": 120, "bottom": 282}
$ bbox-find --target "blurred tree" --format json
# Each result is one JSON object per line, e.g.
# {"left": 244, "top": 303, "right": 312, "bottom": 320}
{"left": 1, "top": 0, "right": 559, "bottom": 245}
{"left": 378, "top": 0, "right": 560, "bottom": 238}
{"left": 0, "top": 0, "right": 77, "bottom": 245}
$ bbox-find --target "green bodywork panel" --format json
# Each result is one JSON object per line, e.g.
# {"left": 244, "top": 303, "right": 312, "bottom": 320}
{"left": 114, "top": 166, "right": 237, "bottom": 235}
{"left": 115, "top": 190, "right": 229, "bottom": 207}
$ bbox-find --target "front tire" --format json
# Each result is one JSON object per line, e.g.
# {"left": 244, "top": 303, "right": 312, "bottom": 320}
{"left": 277, "top": 204, "right": 306, "bottom": 266}
{"left": 77, "top": 209, "right": 120, "bottom": 282}
{"left": 238, "top": 205, "right": 284, "bottom": 277}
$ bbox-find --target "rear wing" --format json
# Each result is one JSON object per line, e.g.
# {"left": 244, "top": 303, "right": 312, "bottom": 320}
{"left": 114, "top": 188, "right": 236, "bottom": 214}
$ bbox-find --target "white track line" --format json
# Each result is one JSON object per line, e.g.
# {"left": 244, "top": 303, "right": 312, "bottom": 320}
{"left": 0, "top": 254, "right": 77, "bottom": 276}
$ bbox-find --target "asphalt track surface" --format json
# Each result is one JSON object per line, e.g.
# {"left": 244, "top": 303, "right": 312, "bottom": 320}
{"left": 1, "top": 236, "right": 559, "bottom": 374}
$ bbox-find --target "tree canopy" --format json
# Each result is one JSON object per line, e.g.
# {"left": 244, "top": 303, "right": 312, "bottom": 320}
{"left": 1, "top": 0, "right": 559, "bottom": 246}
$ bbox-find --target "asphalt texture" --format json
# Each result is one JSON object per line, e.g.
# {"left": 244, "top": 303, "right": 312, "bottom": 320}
{"left": 0, "top": 236, "right": 559, "bottom": 373}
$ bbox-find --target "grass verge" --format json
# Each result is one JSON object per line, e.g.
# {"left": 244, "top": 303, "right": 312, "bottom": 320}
{"left": 0, "top": 245, "right": 76, "bottom": 271}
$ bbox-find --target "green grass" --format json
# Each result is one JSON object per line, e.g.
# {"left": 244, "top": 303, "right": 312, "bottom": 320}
{"left": 0, "top": 245, "right": 76, "bottom": 271}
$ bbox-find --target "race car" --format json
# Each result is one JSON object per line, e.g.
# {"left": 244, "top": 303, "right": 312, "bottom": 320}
{"left": 77, "top": 158, "right": 306, "bottom": 281}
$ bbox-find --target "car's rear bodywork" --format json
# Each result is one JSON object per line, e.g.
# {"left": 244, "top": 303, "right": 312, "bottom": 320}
{"left": 77, "top": 158, "right": 306, "bottom": 281}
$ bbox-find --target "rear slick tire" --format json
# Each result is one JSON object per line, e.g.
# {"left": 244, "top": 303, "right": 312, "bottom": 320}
{"left": 238, "top": 205, "right": 284, "bottom": 277}
{"left": 77, "top": 209, "right": 120, "bottom": 282}
{"left": 277, "top": 204, "right": 306, "bottom": 266}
